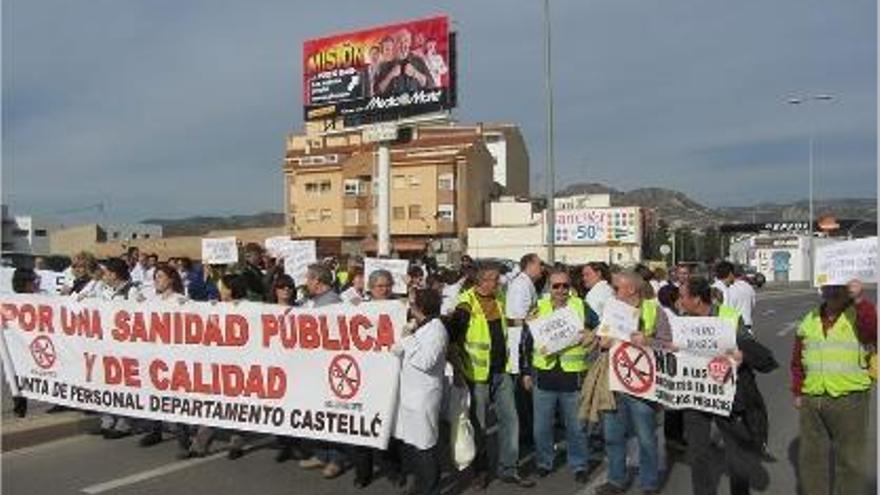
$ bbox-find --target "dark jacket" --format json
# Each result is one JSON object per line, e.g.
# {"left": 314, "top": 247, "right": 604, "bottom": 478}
{"left": 732, "top": 331, "right": 778, "bottom": 447}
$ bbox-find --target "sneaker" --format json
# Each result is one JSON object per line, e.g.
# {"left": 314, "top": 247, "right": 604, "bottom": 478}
{"left": 139, "top": 432, "right": 162, "bottom": 448}
{"left": 299, "top": 457, "right": 326, "bottom": 469}
{"left": 499, "top": 473, "right": 535, "bottom": 488}
{"left": 322, "top": 462, "right": 343, "bottom": 479}
{"left": 594, "top": 482, "right": 626, "bottom": 495}
{"left": 575, "top": 470, "right": 590, "bottom": 484}
{"left": 536, "top": 467, "right": 551, "bottom": 478}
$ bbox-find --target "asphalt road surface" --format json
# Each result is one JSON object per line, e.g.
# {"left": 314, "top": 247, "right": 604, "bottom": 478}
{"left": 3, "top": 286, "right": 876, "bottom": 495}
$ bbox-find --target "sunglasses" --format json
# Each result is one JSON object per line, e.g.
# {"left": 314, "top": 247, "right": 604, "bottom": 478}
{"left": 276, "top": 285, "right": 294, "bottom": 291}
{"left": 552, "top": 283, "right": 570, "bottom": 290}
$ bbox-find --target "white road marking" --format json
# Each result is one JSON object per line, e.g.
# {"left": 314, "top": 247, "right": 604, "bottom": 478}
{"left": 762, "top": 309, "right": 776, "bottom": 316}
{"left": 776, "top": 321, "right": 799, "bottom": 337}
{"left": 80, "top": 452, "right": 225, "bottom": 494}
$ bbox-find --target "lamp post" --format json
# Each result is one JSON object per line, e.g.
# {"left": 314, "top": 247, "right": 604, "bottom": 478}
{"left": 786, "top": 94, "right": 834, "bottom": 284}
{"left": 543, "top": 0, "right": 556, "bottom": 263}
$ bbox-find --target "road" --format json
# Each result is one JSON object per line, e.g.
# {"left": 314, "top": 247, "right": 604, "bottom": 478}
{"left": 3, "top": 287, "right": 876, "bottom": 495}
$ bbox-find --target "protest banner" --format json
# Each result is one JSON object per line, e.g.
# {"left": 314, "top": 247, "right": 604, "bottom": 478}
{"left": 528, "top": 306, "right": 584, "bottom": 355}
{"left": 201, "top": 237, "right": 239, "bottom": 265}
{"left": 0, "top": 294, "right": 408, "bottom": 448}
{"left": 608, "top": 341, "right": 736, "bottom": 416}
{"left": 670, "top": 316, "right": 737, "bottom": 356}
{"left": 364, "top": 258, "right": 408, "bottom": 294}
{"left": 596, "top": 298, "right": 640, "bottom": 340}
{"left": 264, "top": 236, "right": 292, "bottom": 258}
{"left": 280, "top": 241, "right": 317, "bottom": 286}
{"left": 814, "top": 237, "right": 878, "bottom": 286}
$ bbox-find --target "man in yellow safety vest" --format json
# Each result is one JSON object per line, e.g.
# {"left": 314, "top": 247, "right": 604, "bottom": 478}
{"left": 791, "top": 283, "right": 875, "bottom": 495}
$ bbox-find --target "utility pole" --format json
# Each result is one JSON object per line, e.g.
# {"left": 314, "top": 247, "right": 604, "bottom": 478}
{"left": 543, "top": 0, "right": 556, "bottom": 263}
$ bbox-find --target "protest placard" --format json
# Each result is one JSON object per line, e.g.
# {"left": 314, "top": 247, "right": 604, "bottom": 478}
{"left": 201, "top": 237, "right": 239, "bottom": 265}
{"left": 364, "top": 258, "right": 409, "bottom": 294}
{"left": 815, "top": 237, "right": 878, "bottom": 286}
{"left": 264, "top": 236, "right": 293, "bottom": 258}
{"left": 280, "top": 240, "right": 317, "bottom": 286}
{"left": 596, "top": 298, "right": 640, "bottom": 340}
{"left": 529, "top": 306, "right": 584, "bottom": 355}
{"left": 506, "top": 326, "right": 522, "bottom": 374}
{"left": 608, "top": 341, "right": 736, "bottom": 416}
{"left": 0, "top": 294, "right": 408, "bottom": 448}
{"left": 670, "top": 316, "right": 737, "bottom": 356}
{"left": 0, "top": 267, "right": 65, "bottom": 295}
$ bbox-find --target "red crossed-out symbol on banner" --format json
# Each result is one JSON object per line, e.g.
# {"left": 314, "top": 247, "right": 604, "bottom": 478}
{"left": 29, "top": 336, "right": 57, "bottom": 369}
{"left": 708, "top": 356, "right": 733, "bottom": 384}
{"left": 328, "top": 354, "right": 361, "bottom": 400}
{"left": 612, "top": 342, "right": 654, "bottom": 394}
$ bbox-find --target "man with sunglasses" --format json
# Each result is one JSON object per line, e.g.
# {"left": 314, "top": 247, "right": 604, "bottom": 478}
{"left": 522, "top": 268, "right": 599, "bottom": 484}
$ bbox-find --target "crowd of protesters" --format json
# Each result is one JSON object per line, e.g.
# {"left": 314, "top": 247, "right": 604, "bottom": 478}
{"left": 3, "top": 244, "right": 875, "bottom": 495}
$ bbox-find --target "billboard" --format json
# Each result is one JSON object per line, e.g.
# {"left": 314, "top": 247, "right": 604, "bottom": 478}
{"left": 303, "top": 16, "right": 455, "bottom": 125}
{"left": 554, "top": 208, "right": 640, "bottom": 245}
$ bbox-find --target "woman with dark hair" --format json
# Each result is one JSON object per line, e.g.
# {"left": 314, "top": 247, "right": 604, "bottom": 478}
{"left": 340, "top": 267, "right": 366, "bottom": 304}
{"left": 392, "top": 288, "right": 448, "bottom": 495}
{"left": 269, "top": 274, "right": 297, "bottom": 306}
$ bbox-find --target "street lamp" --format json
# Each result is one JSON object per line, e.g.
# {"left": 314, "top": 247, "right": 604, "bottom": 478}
{"left": 786, "top": 94, "right": 834, "bottom": 284}
{"left": 543, "top": 0, "right": 556, "bottom": 263}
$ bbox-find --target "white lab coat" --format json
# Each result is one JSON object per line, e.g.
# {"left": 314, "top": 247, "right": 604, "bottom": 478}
{"left": 393, "top": 317, "right": 448, "bottom": 450}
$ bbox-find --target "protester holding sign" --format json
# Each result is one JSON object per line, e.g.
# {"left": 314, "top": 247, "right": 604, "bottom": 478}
{"left": 594, "top": 271, "right": 671, "bottom": 495}
{"left": 679, "top": 277, "right": 777, "bottom": 495}
{"left": 448, "top": 263, "right": 534, "bottom": 489}
{"left": 521, "top": 268, "right": 598, "bottom": 483}
{"left": 791, "top": 283, "right": 876, "bottom": 495}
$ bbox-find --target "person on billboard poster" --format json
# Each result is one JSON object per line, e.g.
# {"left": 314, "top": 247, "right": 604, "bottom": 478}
{"left": 365, "top": 45, "right": 382, "bottom": 97}
{"left": 375, "top": 29, "right": 435, "bottom": 96}
{"left": 423, "top": 37, "right": 447, "bottom": 88}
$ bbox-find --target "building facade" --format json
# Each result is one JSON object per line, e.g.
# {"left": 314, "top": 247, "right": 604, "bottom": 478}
{"left": 283, "top": 122, "right": 528, "bottom": 258}
{"left": 1, "top": 205, "right": 59, "bottom": 257}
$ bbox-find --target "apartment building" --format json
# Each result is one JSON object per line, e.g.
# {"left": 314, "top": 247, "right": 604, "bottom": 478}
{"left": 283, "top": 123, "right": 529, "bottom": 258}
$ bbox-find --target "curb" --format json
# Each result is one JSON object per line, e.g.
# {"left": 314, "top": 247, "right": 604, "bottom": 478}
{"left": 1, "top": 412, "right": 100, "bottom": 452}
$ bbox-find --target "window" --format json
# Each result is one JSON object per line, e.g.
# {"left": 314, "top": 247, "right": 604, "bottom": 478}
{"left": 12, "top": 229, "right": 28, "bottom": 237}
{"left": 344, "top": 209, "right": 360, "bottom": 226}
{"left": 34, "top": 229, "right": 47, "bottom": 237}
{"left": 131, "top": 233, "right": 138, "bottom": 240}
{"left": 306, "top": 210, "right": 318, "bottom": 222}
{"left": 319, "top": 181, "right": 332, "bottom": 193}
{"left": 393, "top": 175, "right": 406, "bottom": 189}
{"left": 438, "top": 204, "right": 455, "bottom": 221}
{"left": 143, "top": 234, "right": 150, "bottom": 239}
{"left": 392, "top": 207, "right": 405, "bottom": 220}
{"left": 408, "top": 175, "right": 421, "bottom": 188}
{"left": 438, "top": 173, "right": 454, "bottom": 190}
{"left": 112, "top": 232, "right": 120, "bottom": 240}
{"left": 320, "top": 209, "right": 332, "bottom": 221}
{"left": 305, "top": 183, "right": 318, "bottom": 195}
{"left": 344, "top": 179, "right": 361, "bottom": 196}
{"left": 408, "top": 205, "right": 421, "bottom": 219}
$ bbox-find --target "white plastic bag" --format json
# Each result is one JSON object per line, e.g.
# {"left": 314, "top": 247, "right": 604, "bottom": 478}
{"left": 447, "top": 384, "right": 475, "bottom": 471}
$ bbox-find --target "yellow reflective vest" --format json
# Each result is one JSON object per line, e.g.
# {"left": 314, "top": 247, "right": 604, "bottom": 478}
{"left": 798, "top": 307, "right": 872, "bottom": 397}
{"left": 532, "top": 295, "right": 588, "bottom": 373}
{"left": 640, "top": 299, "right": 659, "bottom": 337}
{"left": 458, "top": 288, "right": 510, "bottom": 382}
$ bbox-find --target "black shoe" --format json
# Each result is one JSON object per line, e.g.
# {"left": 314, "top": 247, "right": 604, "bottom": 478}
{"left": 139, "top": 432, "right": 162, "bottom": 447}
{"left": 500, "top": 474, "right": 535, "bottom": 488}
{"left": 353, "top": 477, "right": 370, "bottom": 489}
{"left": 594, "top": 482, "right": 626, "bottom": 495}
{"left": 177, "top": 450, "right": 206, "bottom": 460}
{"left": 575, "top": 470, "right": 590, "bottom": 484}
{"left": 586, "top": 459, "right": 602, "bottom": 475}
{"left": 227, "top": 448, "right": 244, "bottom": 460}
{"left": 103, "top": 429, "right": 132, "bottom": 440}
{"left": 760, "top": 443, "right": 777, "bottom": 462}
{"left": 12, "top": 397, "right": 27, "bottom": 418}
{"left": 472, "top": 472, "right": 491, "bottom": 490}
{"left": 536, "top": 467, "right": 551, "bottom": 478}
{"left": 275, "top": 445, "right": 292, "bottom": 463}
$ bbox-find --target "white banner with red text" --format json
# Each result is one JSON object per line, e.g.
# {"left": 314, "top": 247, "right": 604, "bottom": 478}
{"left": 0, "top": 294, "right": 407, "bottom": 448}
{"left": 607, "top": 341, "right": 737, "bottom": 416}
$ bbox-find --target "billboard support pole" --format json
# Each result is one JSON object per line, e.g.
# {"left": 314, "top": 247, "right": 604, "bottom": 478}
{"left": 377, "top": 142, "right": 391, "bottom": 257}
{"left": 543, "top": 0, "right": 556, "bottom": 264}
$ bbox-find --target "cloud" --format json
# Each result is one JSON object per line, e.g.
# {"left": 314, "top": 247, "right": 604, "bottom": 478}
{"left": 2, "top": 0, "right": 875, "bottom": 223}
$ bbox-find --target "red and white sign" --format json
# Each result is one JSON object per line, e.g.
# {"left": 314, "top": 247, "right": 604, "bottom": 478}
{"left": 608, "top": 342, "right": 737, "bottom": 416}
{"left": 0, "top": 294, "right": 408, "bottom": 448}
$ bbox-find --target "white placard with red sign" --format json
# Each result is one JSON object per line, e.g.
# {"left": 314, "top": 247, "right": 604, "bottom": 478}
{"left": 0, "top": 294, "right": 407, "bottom": 448}
{"left": 670, "top": 316, "right": 737, "bottom": 357}
{"left": 201, "top": 237, "right": 239, "bottom": 265}
{"left": 596, "top": 298, "right": 640, "bottom": 341}
{"left": 608, "top": 342, "right": 736, "bottom": 416}
{"left": 528, "top": 306, "right": 584, "bottom": 355}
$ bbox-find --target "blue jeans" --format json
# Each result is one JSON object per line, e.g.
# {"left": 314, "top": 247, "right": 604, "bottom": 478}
{"left": 532, "top": 386, "right": 589, "bottom": 472}
{"left": 603, "top": 393, "right": 659, "bottom": 490}
{"left": 469, "top": 373, "right": 519, "bottom": 477}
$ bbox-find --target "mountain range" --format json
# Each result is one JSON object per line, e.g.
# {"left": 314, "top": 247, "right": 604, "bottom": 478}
{"left": 142, "top": 183, "right": 875, "bottom": 235}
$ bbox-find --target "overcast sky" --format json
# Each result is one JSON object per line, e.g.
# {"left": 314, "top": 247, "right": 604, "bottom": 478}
{"left": 2, "top": 0, "right": 876, "bottom": 224}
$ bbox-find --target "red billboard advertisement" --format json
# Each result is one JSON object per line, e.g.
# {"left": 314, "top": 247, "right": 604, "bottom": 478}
{"left": 302, "top": 15, "right": 455, "bottom": 125}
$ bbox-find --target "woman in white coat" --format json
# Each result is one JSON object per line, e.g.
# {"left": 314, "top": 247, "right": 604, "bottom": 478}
{"left": 393, "top": 288, "right": 449, "bottom": 495}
